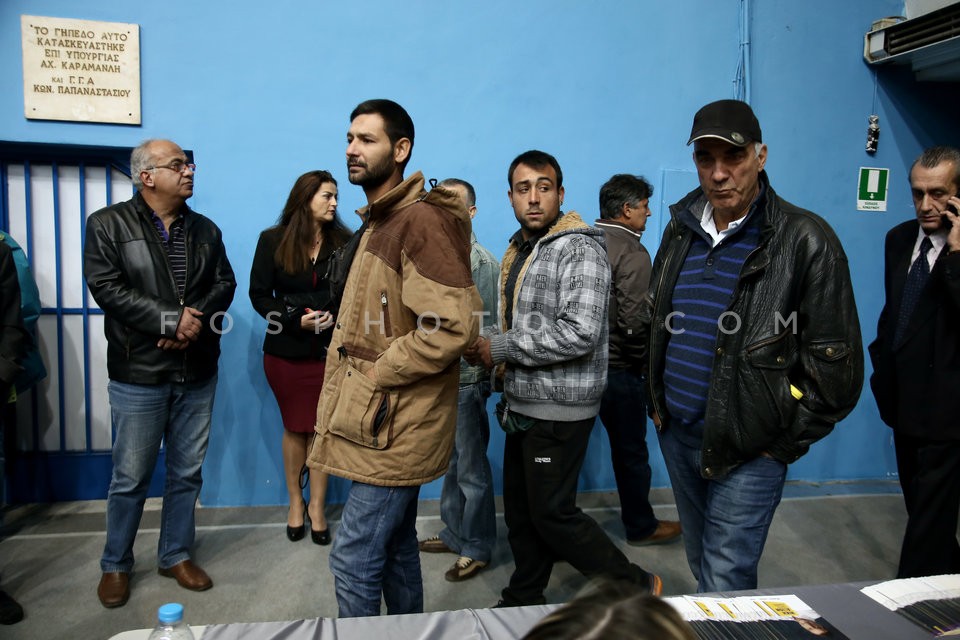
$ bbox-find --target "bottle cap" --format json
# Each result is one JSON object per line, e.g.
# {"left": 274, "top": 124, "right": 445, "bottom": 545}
{"left": 158, "top": 602, "right": 184, "bottom": 624}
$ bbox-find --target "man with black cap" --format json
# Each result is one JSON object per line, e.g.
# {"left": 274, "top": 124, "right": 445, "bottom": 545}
{"left": 638, "top": 99, "right": 863, "bottom": 592}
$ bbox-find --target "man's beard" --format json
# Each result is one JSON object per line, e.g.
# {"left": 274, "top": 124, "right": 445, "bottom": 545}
{"left": 348, "top": 154, "right": 394, "bottom": 188}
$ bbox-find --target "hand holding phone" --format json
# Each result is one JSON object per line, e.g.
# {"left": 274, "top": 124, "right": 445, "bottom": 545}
{"left": 944, "top": 196, "right": 960, "bottom": 252}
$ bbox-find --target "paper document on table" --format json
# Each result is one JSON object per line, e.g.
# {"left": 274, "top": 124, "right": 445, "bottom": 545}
{"left": 664, "top": 593, "right": 850, "bottom": 639}
{"left": 861, "top": 574, "right": 960, "bottom": 637}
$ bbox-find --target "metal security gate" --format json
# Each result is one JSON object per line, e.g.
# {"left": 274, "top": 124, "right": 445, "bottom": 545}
{"left": 0, "top": 141, "right": 165, "bottom": 502}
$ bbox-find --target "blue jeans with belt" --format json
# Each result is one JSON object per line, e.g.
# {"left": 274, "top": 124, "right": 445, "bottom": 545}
{"left": 659, "top": 425, "right": 786, "bottom": 592}
{"left": 101, "top": 375, "right": 217, "bottom": 573}
{"left": 437, "top": 380, "right": 496, "bottom": 563}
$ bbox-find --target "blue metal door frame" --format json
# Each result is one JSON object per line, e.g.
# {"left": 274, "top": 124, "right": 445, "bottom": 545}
{"left": 0, "top": 141, "right": 170, "bottom": 503}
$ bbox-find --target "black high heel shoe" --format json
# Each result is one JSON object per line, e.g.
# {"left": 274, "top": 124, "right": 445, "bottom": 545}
{"left": 286, "top": 505, "right": 306, "bottom": 542}
{"left": 311, "top": 526, "right": 331, "bottom": 545}
{"left": 308, "top": 505, "right": 331, "bottom": 545}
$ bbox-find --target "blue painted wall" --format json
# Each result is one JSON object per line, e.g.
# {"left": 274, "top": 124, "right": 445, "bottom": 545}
{"left": 3, "top": 0, "right": 958, "bottom": 506}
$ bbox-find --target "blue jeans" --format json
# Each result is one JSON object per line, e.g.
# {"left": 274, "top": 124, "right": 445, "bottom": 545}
{"left": 100, "top": 375, "right": 217, "bottom": 573}
{"left": 329, "top": 482, "right": 423, "bottom": 617}
{"left": 598, "top": 368, "right": 658, "bottom": 540}
{"left": 438, "top": 381, "right": 496, "bottom": 562}
{"left": 659, "top": 426, "right": 786, "bottom": 592}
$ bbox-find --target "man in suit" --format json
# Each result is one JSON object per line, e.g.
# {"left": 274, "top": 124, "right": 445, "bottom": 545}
{"left": 870, "top": 145, "right": 960, "bottom": 578}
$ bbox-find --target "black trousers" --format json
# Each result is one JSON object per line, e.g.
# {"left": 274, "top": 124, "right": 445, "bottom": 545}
{"left": 500, "top": 415, "right": 650, "bottom": 605}
{"left": 598, "top": 369, "right": 657, "bottom": 540}
{"left": 894, "top": 431, "right": 960, "bottom": 578}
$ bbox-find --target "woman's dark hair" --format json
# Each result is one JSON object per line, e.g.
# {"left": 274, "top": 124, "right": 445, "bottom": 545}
{"left": 274, "top": 170, "right": 352, "bottom": 273}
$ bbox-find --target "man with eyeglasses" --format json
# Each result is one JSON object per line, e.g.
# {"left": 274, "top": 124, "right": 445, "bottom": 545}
{"left": 84, "top": 138, "right": 236, "bottom": 608}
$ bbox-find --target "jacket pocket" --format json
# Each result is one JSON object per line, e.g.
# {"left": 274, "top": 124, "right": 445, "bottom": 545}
{"left": 744, "top": 329, "right": 800, "bottom": 443}
{"left": 804, "top": 339, "right": 855, "bottom": 408}
{"left": 327, "top": 360, "right": 398, "bottom": 450}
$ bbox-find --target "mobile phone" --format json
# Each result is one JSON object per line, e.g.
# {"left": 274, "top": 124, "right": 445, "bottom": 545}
{"left": 941, "top": 201, "right": 958, "bottom": 229}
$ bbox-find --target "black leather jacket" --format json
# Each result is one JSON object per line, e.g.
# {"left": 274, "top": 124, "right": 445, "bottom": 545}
{"left": 83, "top": 193, "right": 236, "bottom": 384}
{"left": 640, "top": 173, "right": 863, "bottom": 478}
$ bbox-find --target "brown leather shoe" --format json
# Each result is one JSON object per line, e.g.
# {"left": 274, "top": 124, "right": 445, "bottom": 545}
{"left": 627, "top": 520, "right": 682, "bottom": 547}
{"left": 158, "top": 560, "right": 213, "bottom": 591}
{"left": 648, "top": 572, "right": 664, "bottom": 596}
{"left": 97, "top": 572, "right": 130, "bottom": 608}
{"left": 418, "top": 535, "right": 455, "bottom": 554}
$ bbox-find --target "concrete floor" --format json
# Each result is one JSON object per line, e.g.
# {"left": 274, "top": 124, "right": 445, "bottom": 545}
{"left": 0, "top": 482, "right": 907, "bottom": 640}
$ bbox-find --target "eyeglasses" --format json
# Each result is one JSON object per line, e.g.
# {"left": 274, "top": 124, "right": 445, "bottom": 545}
{"left": 146, "top": 160, "right": 197, "bottom": 174}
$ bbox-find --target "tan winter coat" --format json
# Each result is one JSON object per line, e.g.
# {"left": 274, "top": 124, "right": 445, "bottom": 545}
{"left": 308, "top": 172, "right": 481, "bottom": 486}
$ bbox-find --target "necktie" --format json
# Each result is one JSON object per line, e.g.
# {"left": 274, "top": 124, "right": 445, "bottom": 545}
{"left": 894, "top": 236, "right": 933, "bottom": 346}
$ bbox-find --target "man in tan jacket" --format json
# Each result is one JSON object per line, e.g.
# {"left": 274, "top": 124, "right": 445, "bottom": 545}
{"left": 308, "top": 99, "right": 480, "bottom": 617}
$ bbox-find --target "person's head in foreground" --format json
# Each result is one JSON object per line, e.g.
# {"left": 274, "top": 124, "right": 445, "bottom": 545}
{"left": 521, "top": 579, "right": 696, "bottom": 640}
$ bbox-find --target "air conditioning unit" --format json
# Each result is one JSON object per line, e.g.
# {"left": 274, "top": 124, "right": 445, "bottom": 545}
{"left": 864, "top": 2, "right": 960, "bottom": 81}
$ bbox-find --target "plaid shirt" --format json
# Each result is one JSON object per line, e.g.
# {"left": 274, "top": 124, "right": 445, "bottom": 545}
{"left": 487, "top": 212, "right": 610, "bottom": 421}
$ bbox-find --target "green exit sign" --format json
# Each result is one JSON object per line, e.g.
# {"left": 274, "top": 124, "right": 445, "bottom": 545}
{"left": 858, "top": 167, "right": 889, "bottom": 211}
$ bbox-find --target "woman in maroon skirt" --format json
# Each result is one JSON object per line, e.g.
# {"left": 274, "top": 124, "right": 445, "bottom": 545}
{"left": 249, "top": 170, "right": 352, "bottom": 544}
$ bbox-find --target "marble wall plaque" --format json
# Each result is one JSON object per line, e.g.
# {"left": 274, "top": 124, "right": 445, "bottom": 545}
{"left": 22, "top": 15, "right": 141, "bottom": 125}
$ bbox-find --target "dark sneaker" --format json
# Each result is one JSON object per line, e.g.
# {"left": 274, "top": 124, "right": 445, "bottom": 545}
{"left": 418, "top": 535, "right": 454, "bottom": 554}
{"left": 445, "top": 556, "right": 487, "bottom": 582}
{"left": 0, "top": 589, "right": 24, "bottom": 625}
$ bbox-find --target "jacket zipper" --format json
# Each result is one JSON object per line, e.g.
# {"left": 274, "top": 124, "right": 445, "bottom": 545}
{"left": 380, "top": 291, "right": 392, "bottom": 337}
{"left": 159, "top": 217, "right": 189, "bottom": 377}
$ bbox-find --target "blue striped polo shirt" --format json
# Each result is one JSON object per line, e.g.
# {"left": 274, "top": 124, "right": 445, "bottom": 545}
{"left": 663, "top": 204, "right": 761, "bottom": 445}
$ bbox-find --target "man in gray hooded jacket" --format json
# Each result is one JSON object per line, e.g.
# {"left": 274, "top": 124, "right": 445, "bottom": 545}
{"left": 466, "top": 150, "right": 661, "bottom": 607}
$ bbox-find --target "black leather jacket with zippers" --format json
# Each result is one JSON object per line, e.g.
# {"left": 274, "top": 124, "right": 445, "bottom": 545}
{"left": 639, "top": 172, "right": 863, "bottom": 479}
{"left": 84, "top": 192, "right": 236, "bottom": 384}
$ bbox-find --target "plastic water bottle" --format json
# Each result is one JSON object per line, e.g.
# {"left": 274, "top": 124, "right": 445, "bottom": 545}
{"left": 146, "top": 603, "right": 195, "bottom": 640}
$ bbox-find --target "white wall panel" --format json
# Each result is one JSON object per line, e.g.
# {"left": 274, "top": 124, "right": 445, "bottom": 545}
{"left": 57, "top": 166, "right": 85, "bottom": 309}
{"left": 111, "top": 167, "right": 132, "bottom": 205}
{"left": 84, "top": 165, "right": 107, "bottom": 310}
{"left": 61, "top": 315, "right": 87, "bottom": 451}
{"left": 28, "top": 164, "right": 56, "bottom": 308}
{"left": 87, "top": 314, "right": 112, "bottom": 451}
{"left": 5, "top": 165, "right": 28, "bottom": 257}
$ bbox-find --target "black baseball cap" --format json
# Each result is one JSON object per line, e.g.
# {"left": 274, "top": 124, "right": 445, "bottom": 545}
{"left": 687, "top": 99, "right": 762, "bottom": 147}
